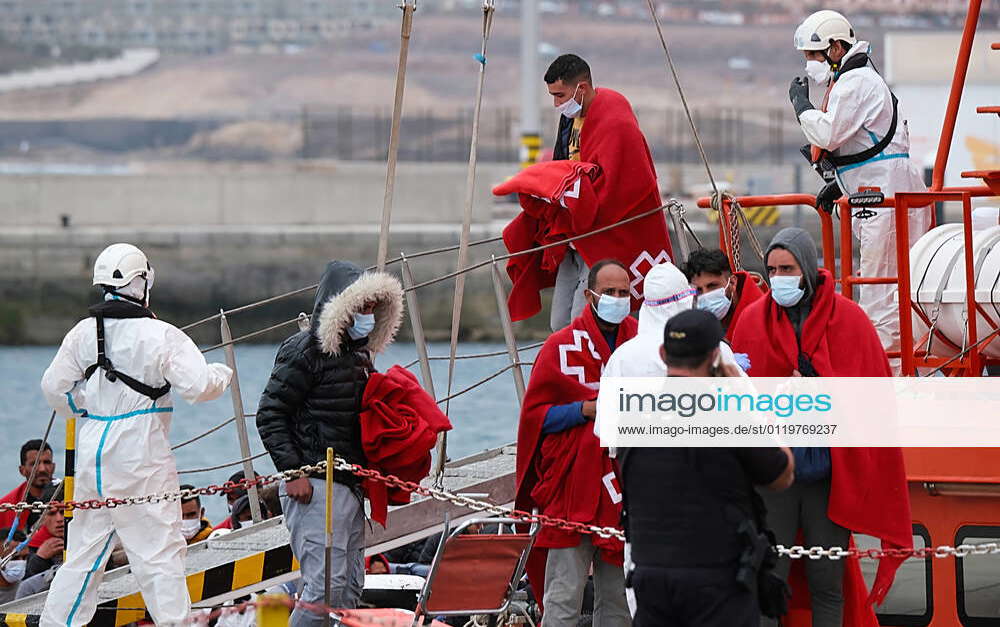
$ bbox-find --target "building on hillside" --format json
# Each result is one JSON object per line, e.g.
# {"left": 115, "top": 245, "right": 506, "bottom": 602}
{"left": 0, "top": 0, "right": 394, "bottom": 53}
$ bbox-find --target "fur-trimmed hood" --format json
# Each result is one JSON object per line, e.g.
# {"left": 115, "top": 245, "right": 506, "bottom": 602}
{"left": 313, "top": 260, "right": 404, "bottom": 357}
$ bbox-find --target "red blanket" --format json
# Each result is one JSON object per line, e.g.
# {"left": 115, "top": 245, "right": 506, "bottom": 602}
{"left": 361, "top": 366, "right": 453, "bottom": 526}
{"left": 498, "top": 88, "right": 672, "bottom": 322}
{"left": 516, "top": 305, "right": 637, "bottom": 602}
{"left": 725, "top": 270, "right": 765, "bottom": 341}
{"left": 730, "top": 269, "right": 911, "bottom": 625}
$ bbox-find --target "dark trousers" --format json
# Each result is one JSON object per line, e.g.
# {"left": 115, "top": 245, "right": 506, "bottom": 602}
{"left": 632, "top": 563, "right": 759, "bottom": 627}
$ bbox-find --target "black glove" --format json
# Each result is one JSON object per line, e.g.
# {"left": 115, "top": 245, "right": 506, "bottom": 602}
{"left": 816, "top": 180, "right": 842, "bottom": 214}
{"left": 789, "top": 77, "right": 814, "bottom": 118}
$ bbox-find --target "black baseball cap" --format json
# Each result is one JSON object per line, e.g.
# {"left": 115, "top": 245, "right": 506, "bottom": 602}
{"left": 662, "top": 309, "right": 724, "bottom": 359}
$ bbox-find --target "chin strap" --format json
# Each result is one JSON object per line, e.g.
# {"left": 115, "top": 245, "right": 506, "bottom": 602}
{"left": 104, "top": 276, "right": 150, "bottom": 307}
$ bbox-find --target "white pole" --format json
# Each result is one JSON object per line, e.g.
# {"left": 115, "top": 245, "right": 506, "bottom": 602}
{"left": 519, "top": 0, "right": 540, "bottom": 168}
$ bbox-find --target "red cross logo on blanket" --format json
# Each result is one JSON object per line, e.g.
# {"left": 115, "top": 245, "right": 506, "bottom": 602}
{"left": 559, "top": 329, "right": 602, "bottom": 389}
{"left": 602, "top": 471, "right": 623, "bottom": 504}
{"left": 629, "top": 249, "right": 672, "bottom": 299}
{"left": 558, "top": 176, "right": 582, "bottom": 208}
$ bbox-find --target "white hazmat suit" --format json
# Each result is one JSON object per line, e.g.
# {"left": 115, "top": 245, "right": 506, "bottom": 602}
{"left": 40, "top": 271, "right": 232, "bottom": 626}
{"left": 798, "top": 41, "right": 931, "bottom": 366}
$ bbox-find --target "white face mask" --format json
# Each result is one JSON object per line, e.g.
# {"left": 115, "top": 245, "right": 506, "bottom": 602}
{"left": 805, "top": 59, "right": 831, "bottom": 84}
{"left": 696, "top": 286, "right": 732, "bottom": 320}
{"left": 556, "top": 84, "right": 584, "bottom": 119}
{"left": 1, "top": 560, "right": 26, "bottom": 583}
{"left": 347, "top": 312, "right": 376, "bottom": 340}
{"left": 181, "top": 517, "right": 202, "bottom": 540}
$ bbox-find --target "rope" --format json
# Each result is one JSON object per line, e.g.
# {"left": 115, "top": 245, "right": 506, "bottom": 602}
{"left": 401, "top": 341, "right": 544, "bottom": 369}
{"left": 177, "top": 452, "right": 269, "bottom": 475}
{"left": 445, "top": 0, "right": 497, "bottom": 423}
{"left": 644, "top": 1, "right": 763, "bottom": 268}
{"left": 644, "top": 0, "right": 718, "bottom": 197}
{"left": 200, "top": 317, "right": 299, "bottom": 353}
{"left": 377, "top": 0, "right": 417, "bottom": 271}
{"left": 405, "top": 202, "right": 676, "bottom": 292}
{"left": 435, "top": 362, "right": 518, "bottom": 405}
{"left": 180, "top": 236, "right": 505, "bottom": 333}
{"left": 170, "top": 415, "right": 246, "bottom": 451}
{"left": 198, "top": 203, "right": 677, "bottom": 353}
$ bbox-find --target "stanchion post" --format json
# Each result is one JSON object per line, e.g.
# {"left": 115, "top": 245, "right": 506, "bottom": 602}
{"left": 64, "top": 414, "right": 75, "bottom": 561}
{"left": 377, "top": 0, "right": 417, "bottom": 271}
{"left": 960, "top": 192, "right": 981, "bottom": 374}
{"left": 839, "top": 198, "right": 854, "bottom": 299}
{"left": 220, "top": 311, "right": 262, "bottom": 523}
{"left": 400, "top": 255, "right": 436, "bottom": 398}
{"left": 491, "top": 256, "right": 527, "bottom": 403}
{"left": 323, "top": 447, "right": 334, "bottom": 627}
{"left": 895, "top": 194, "right": 916, "bottom": 376}
{"left": 401, "top": 255, "right": 447, "bottom": 481}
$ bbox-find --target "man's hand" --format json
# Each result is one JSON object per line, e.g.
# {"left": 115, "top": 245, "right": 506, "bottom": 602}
{"left": 37, "top": 537, "right": 64, "bottom": 560}
{"left": 582, "top": 400, "right": 597, "bottom": 420}
{"left": 284, "top": 477, "right": 313, "bottom": 505}
{"left": 816, "top": 181, "right": 843, "bottom": 214}
{"left": 789, "top": 77, "right": 814, "bottom": 117}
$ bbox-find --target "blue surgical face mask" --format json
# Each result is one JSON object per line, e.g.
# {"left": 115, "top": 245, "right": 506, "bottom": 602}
{"left": 770, "top": 275, "right": 805, "bottom": 307}
{"left": 696, "top": 286, "right": 732, "bottom": 320}
{"left": 590, "top": 291, "right": 630, "bottom": 324}
{"left": 347, "top": 312, "right": 376, "bottom": 340}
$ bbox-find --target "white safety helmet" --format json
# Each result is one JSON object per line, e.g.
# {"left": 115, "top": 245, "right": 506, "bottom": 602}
{"left": 92, "top": 243, "right": 152, "bottom": 288}
{"left": 794, "top": 10, "right": 856, "bottom": 51}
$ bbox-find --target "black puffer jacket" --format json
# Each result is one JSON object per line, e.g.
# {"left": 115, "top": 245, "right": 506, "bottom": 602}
{"left": 256, "top": 260, "right": 404, "bottom": 487}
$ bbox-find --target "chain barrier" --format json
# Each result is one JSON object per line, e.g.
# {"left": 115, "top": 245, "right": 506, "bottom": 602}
{"left": 776, "top": 542, "right": 1000, "bottom": 560}
{"left": 11, "top": 457, "right": 1000, "bottom": 562}
{"left": 0, "top": 462, "right": 327, "bottom": 515}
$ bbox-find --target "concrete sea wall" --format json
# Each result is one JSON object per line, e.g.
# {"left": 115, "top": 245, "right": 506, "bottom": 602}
{"left": 0, "top": 160, "right": 804, "bottom": 344}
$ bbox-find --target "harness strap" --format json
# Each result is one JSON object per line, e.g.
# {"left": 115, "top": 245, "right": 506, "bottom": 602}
{"left": 84, "top": 315, "right": 171, "bottom": 401}
{"left": 827, "top": 93, "right": 898, "bottom": 168}
{"left": 812, "top": 52, "right": 900, "bottom": 169}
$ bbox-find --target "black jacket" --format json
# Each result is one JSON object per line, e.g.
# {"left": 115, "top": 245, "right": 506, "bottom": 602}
{"left": 619, "top": 447, "right": 788, "bottom": 567}
{"left": 256, "top": 260, "right": 404, "bottom": 487}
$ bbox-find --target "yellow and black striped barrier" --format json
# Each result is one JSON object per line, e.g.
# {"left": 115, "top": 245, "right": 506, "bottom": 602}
{"left": 64, "top": 415, "right": 75, "bottom": 563}
{"left": 0, "top": 544, "right": 298, "bottom": 627}
{"left": 519, "top": 133, "right": 541, "bottom": 169}
{"left": 0, "top": 615, "right": 35, "bottom": 627}
{"left": 708, "top": 205, "right": 781, "bottom": 227}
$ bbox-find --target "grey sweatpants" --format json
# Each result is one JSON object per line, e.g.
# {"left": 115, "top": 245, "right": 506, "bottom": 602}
{"left": 543, "top": 535, "right": 631, "bottom": 627}
{"left": 281, "top": 479, "right": 365, "bottom": 627}
{"left": 760, "top": 479, "right": 850, "bottom": 627}
{"left": 551, "top": 249, "right": 590, "bottom": 332}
